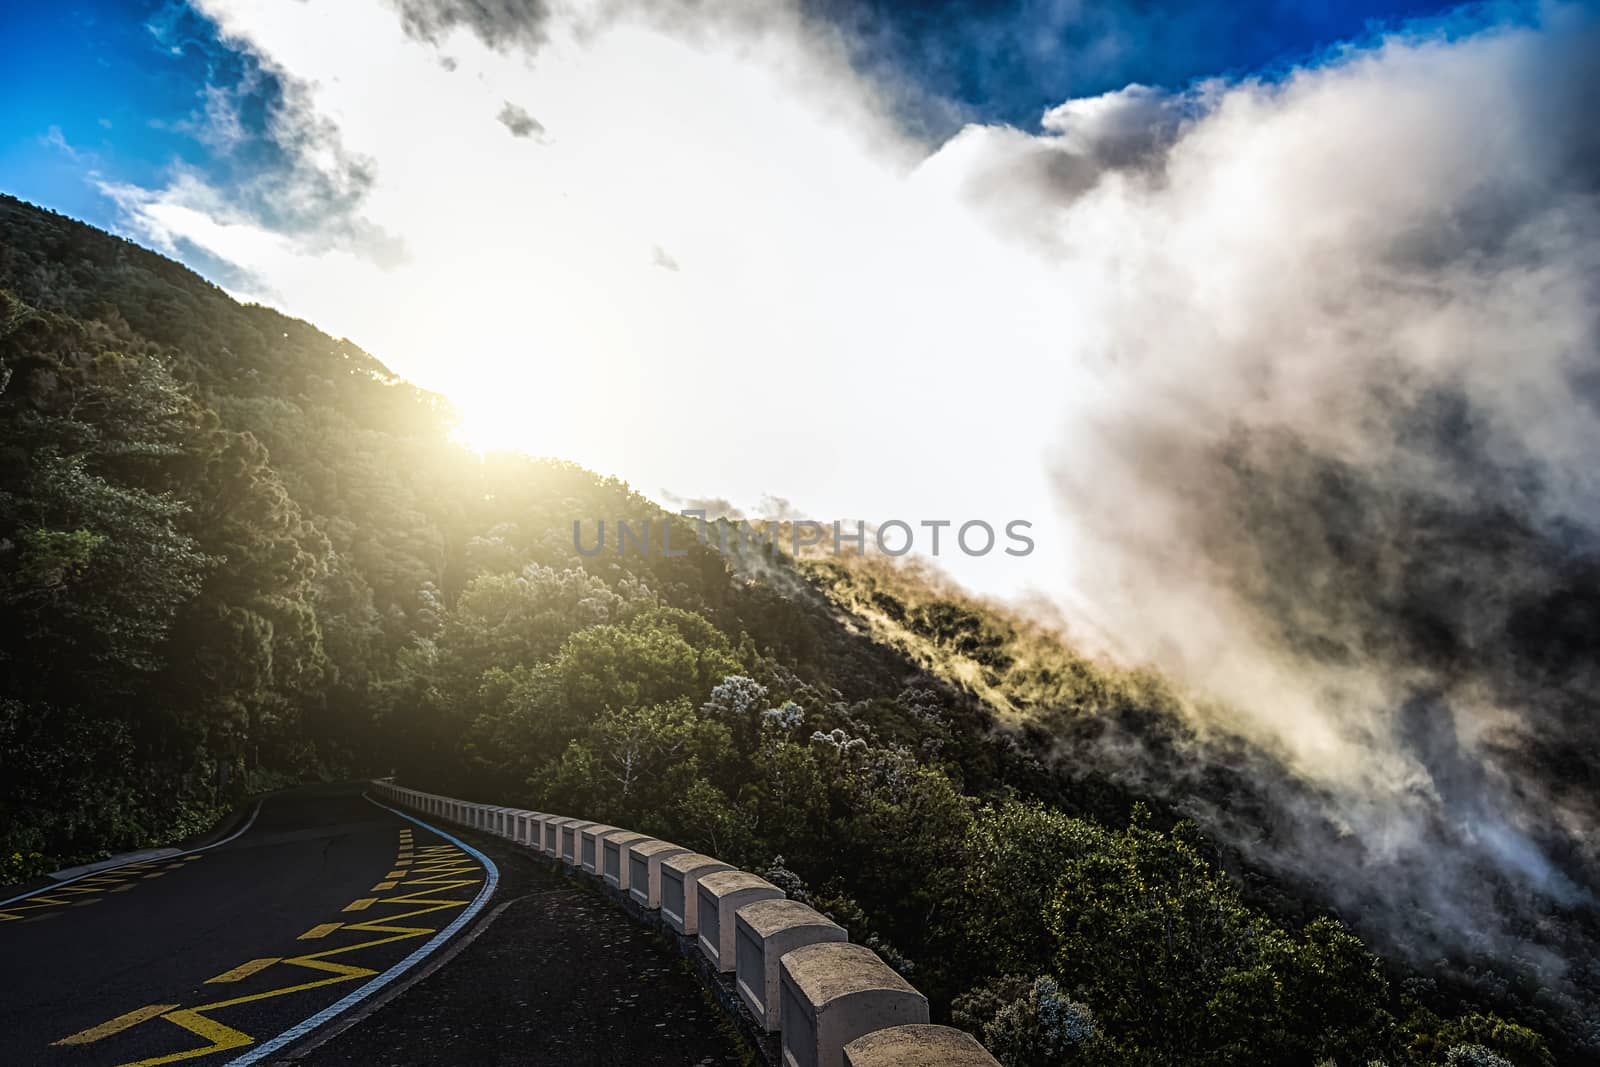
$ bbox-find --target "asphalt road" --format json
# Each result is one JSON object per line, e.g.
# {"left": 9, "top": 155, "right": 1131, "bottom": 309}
{"left": 0, "top": 783, "right": 495, "bottom": 1067}
{"left": 0, "top": 783, "right": 747, "bottom": 1067}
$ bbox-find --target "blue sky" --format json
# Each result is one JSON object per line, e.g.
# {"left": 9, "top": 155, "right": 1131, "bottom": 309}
{"left": 1, "top": 2, "right": 223, "bottom": 227}
{"left": 807, "top": 0, "right": 1462, "bottom": 131}
{"left": 3, "top": 0, "right": 1465, "bottom": 236}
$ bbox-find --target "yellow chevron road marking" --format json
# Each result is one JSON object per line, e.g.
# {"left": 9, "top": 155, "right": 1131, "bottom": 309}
{"left": 206, "top": 958, "right": 282, "bottom": 983}
{"left": 187, "top": 955, "right": 379, "bottom": 1012}
{"left": 125, "top": 1009, "right": 253, "bottom": 1066}
{"left": 47, "top": 824, "right": 483, "bottom": 1066}
{"left": 12, "top": 853, "right": 208, "bottom": 925}
{"left": 54, "top": 1003, "right": 180, "bottom": 1045}
{"left": 297, "top": 923, "right": 343, "bottom": 940}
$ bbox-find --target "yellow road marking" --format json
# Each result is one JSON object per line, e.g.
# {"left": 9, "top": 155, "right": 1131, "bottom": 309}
{"left": 129, "top": 1008, "right": 253, "bottom": 1066}
{"left": 143, "top": 872, "right": 166, "bottom": 879}
{"left": 206, "top": 958, "right": 281, "bottom": 983}
{"left": 54, "top": 1003, "right": 179, "bottom": 1045}
{"left": 110, "top": 884, "right": 137, "bottom": 893}
{"left": 385, "top": 870, "right": 405, "bottom": 879}
{"left": 371, "top": 881, "right": 397, "bottom": 891}
{"left": 53, "top": 842, "right": 486, "bottom": 1063}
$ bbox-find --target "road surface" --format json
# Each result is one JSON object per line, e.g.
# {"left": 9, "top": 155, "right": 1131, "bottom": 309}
{"left": 0, "top": 783, "right": 744, "bottom": 1066}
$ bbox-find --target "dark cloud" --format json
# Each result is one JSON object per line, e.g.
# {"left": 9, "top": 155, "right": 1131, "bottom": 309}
{"left": 389, "top": 0, "right": 552, "bottom": 51}
{"left": 496, "top": 101, "right": 544, "bottom": 139}
{"left": 233, "top": 70, "right": 409, "bottom": 267}
{"left": 931, "top": 83, "right": 1199, "bottom": 249}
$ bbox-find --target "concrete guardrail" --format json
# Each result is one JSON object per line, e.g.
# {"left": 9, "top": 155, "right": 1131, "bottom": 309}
{"left": 371, "top": 780, "right": 1001, "bottom": 1067}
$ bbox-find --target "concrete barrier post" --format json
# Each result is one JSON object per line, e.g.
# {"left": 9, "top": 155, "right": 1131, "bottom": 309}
{"left": 660, "top": 853, "right": 733, "bottom": 936}
{"left": 543, "top": 817, "right": 575, "bottom": 857}
{"left": 842, "top": 1025, "right": 1001, "bottom": 1067}
{"left": 528, "top": 814, "right": 554, "bottom": 853}
{"left": 733, "top": 899, "right": 847, "bottom": 1032}
{"left": 696, "top": 871, "right": 783, "bottom": 973}
{"left": 578, "top": 825, "right": 619, "bottom": 876}
{"left": 560, "top": 820, "right": 597, "bottom": 866}
{"left": 627, "top": 840, "right": 691, "bottom": 909}
{"left": 602, "top": 832, "right": 650, "bottom": 891}
{"left": 778, "top": 942, "right": 928, "bottom": 1067}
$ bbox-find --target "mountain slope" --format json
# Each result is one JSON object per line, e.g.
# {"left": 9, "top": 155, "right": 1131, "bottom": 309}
{"left": 0, "top": 194, "right": 1581, "bottom": 1065}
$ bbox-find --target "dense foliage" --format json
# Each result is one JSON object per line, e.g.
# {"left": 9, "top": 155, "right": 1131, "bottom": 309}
{"left": 0, "top": 195, "right": 1579, "bottom": 1064}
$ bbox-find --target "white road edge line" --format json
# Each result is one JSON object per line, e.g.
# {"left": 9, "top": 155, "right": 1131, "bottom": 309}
{"left": 221, "top": 793, "right": 501, "bottom": 1067}
{"left": 0, "top": 799, "right": 264, "bottom": 908}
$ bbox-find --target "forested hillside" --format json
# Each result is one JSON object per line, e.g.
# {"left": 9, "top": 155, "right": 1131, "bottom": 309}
{"left": 0, "top": 194, "right": 1581, "bottom": 1066}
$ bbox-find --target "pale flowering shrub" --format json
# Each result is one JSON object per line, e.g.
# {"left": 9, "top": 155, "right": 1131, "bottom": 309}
{"left": 1446, "top": 1046, "right": 1514, "bottom": 1067}
{"left": 810, "top": 726, "right": 867, "bottom": 753}
{"left": 700, "top": 675, "right": 768, "bottom": 720}
{"left": 955, "top": 975, "right": 1097, "bottom": 1067}
{"left": 761, "top": 855, "right": 809, "bottom": 903}
{"left": 760, "top": 701, "right": 804, "bottom": 731}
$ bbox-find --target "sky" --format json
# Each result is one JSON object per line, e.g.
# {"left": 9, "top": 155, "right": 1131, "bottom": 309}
{"left": 0, "top": 0, "right": 1470, "bottom": 601}
{"left": 7, "top": 0, "right": 1600, "bottom": 979}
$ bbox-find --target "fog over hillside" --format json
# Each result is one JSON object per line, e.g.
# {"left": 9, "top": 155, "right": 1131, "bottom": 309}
{"left": 925, "top": 7, "right": 1600, "bottom": 986}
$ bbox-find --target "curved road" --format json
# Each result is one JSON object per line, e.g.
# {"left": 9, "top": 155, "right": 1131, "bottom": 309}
{"left": 0, "top": 784, "right": 492, "bottom": 1066}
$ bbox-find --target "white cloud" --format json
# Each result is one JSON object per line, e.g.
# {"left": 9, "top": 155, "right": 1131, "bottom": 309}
{"left": 112, "top": 0, "right": 1075, "bottom": 600}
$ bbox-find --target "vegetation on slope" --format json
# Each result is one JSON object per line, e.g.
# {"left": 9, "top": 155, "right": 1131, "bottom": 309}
{"left": 0, "top": 195, "right": 1577, "bottom": 1065}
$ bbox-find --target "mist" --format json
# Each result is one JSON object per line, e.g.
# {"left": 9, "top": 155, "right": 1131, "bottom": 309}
{"left": 922, "top": 0, "right": 1600, "bottom": 1011}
